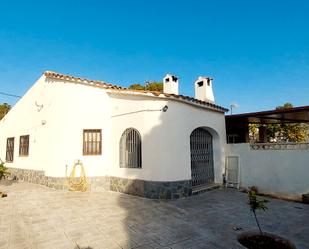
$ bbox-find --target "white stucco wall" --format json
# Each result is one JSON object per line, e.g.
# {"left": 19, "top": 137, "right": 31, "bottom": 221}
{"left": 0, "top": 74, "right": 227, "bottom": 183}
{"left": 0, "top": 75, "right": 112, "bottom": 177}
{"left": 0, "top": 75, "right": 49, "bottom": 172}
{"left": 109, "top": 93, "right": 227, "bottom": 183}
{"left": 227, "top": 143, "right": 309, "bottom": 199}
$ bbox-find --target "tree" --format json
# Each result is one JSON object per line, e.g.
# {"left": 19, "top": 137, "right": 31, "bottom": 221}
{"left": 276, "top": 102, "right": 293, "bottom": 110}
{"left": 128, "top": 82, "right": 163, "bottom": 92}
{"left": 128, "top": 84, "right": 145, "bottom": 91}
{"left": 249, "top": 124, "right": 259, "bottom": 142}
{"left": 145, "top": 82, "right": 163, "bottom": 92}
{"left": 247, "top": 187, "right": 268, "bottom": 234}
{"left": 270, "top": 103, "right": 308, "bottom": 142}
{"left": 279, "top": 123, "right": 308, "bottom": 142}
{"left": 249, "top": 103, "right": 308, "bottom": 143}
{"left": 0, "top": 103, "right": 11, "bottom": 120}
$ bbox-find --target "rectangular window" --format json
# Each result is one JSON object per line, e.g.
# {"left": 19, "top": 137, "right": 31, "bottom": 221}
{"left": 19, "top": 135, "right": 30, "bottom": 156}
{"left": 6, "top": 137, "right": 14, "bottom": 162}
{"left": 83, "top": 129, "right": 102, "bottom": 155}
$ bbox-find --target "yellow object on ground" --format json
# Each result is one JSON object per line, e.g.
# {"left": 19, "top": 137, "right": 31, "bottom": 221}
{"left": 66, "top": 160, "right": 88, "bottom": 192}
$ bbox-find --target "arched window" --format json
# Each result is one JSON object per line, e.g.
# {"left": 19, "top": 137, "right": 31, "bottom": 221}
{"left": 119, "top": 128, "right": 142, "bottom": 168}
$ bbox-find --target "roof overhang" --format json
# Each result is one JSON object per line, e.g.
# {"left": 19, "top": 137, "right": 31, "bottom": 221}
{"left": 107, "top": 90, "right": 227, "bottom": 113}
{"left": 226, "top": 106, "right": 309, "bottom": 124}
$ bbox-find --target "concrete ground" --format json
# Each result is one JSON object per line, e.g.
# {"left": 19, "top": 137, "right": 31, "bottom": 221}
{"left": 0, "top": 180, "right": 308, "bottom": 249}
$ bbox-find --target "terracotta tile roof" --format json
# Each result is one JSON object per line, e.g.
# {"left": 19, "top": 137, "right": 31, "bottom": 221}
{"left": 44, "top": 71, "right": 228, "bottom": 113}
{"left": 44, "top": 71, "right": 124, "bottom": 90}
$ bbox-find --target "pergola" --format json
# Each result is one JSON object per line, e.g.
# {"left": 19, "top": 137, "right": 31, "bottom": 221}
{"left": 225, "top": 106, "right": 309, "bottom": 143}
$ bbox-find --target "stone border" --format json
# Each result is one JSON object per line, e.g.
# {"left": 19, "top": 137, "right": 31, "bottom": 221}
{"left": 110, "top": 176, "right": 192, "bottom": 199}
{"left": 8, "top": 167, "right": 68, "bottom": 190}
{"left": 8, "top": 167, "right": 192, "bottom": 199}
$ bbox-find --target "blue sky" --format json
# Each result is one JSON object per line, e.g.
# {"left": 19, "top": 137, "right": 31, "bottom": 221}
{"left": 0, "top": 0, "right": 308, "bottom": 113}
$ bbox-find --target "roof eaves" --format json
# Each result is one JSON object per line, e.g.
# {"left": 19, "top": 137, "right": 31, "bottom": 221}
{"left": 44, "top": 70, "right": 228, "bottom": 113}
{"left": 107, "top": 89, "right": 228, "bottom": 113}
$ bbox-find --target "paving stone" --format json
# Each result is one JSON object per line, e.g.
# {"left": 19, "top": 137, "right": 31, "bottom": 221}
{"left": 34, "top": 240, "right": 75, "bottom": 249}
{"left": 92, "top": 238, "right": 122, "bottom": 249}
{"left": 169, "top": 239, "right": 201, "bottom": 249}
{"left": 0, "top": 240, "right": 8, "bottom": 249}
{"left": 0, "top": 181, "right": 308, "bottom": 249}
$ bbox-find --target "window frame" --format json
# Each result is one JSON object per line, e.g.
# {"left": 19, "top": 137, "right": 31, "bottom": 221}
{"left": 6, "top": 137, "right": 15, "bottom": 162}
{"left": 19, "top": 135, "right": 30, "bottom": 157}
{"left": 83, "top": 129, "right": 102, "bottom": 156}
{"left": 119, "top": 128, "right": 142, "bottom": 169}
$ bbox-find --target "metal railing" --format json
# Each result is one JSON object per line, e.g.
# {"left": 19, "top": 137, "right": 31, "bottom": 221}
{"left": 250, "top": 142, "right": 309, "bottom": 150}
{"left": 119, "top": 128, "right": 142, "bottom": 168}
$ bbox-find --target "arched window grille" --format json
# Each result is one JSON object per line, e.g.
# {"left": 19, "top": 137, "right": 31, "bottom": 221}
{"left": 119, "top": 128, "right": 142, "bottom": 168}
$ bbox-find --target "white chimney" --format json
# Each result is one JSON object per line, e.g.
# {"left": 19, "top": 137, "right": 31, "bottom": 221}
{"left": 194, "top": 76, "right": 215, "bottom": 103}
{"left": 163, "top": 74, "right": 179, "bottom": 95}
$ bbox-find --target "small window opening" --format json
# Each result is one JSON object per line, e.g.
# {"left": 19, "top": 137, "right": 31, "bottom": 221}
{"left": 197, "top": 81, "right": 204, "bottom": 87}
{"left": 172, "top": 76, "right": 178, "bottom": 82}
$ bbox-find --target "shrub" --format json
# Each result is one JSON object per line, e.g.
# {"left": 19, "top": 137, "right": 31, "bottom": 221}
{"left": 0, "top": 162, "right": 10, "bottom": 180}
{"left": 249, "top": 186, "right": 259, "bottom": 194}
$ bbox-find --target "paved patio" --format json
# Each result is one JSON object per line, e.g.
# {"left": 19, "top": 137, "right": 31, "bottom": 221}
{"left": 0, "top": 180, "right": 308, "bottom": 249}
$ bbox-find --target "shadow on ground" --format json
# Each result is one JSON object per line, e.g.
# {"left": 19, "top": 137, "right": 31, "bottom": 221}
{"left": 117, "top": 189, "right": 249, "bottom": 248}
{"left": 117, "top": 188, "right": 309, "bottom": 249}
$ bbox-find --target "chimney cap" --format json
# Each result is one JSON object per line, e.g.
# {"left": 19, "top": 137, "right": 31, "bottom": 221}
{"left": 197, "top": 76, "right": 213, "bottom": 81}
{"left": 194, "top": 75, "right": 215, "bottom": 103}
{"left": 163, "top": 73, "right": 179, "bottom": 95}
{"left": 164, "top": 74, "right": 179, "bottom": 82}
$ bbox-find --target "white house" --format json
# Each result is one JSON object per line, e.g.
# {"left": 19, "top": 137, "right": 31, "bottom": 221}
{"left": 0, "top": 71, "right": 228, "bottom": 199}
